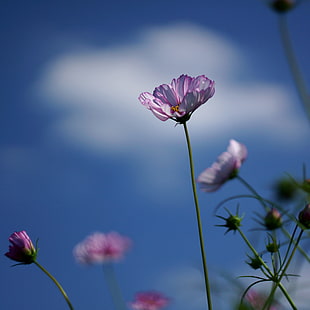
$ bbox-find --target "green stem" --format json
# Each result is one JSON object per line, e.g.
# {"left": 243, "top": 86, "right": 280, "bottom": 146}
{"left": 263, "top": 226, "right": 303, "bottom": 310}
{"left": 34, "top": 261, "right": 74, "bottom": 310}
{"left": 183, "top": 122, "right": 212, "bottom": 310}
{"left": 103, "top": 264, "right": 126, "bottom": 310}
{"left": 236, "top": 227, "right": 273, "bottom": 278}
{"left": 278, "top": 14, "right": 310, "bottom": 123}
{"left": 236, "top": 176, "right": 270, "bottom": 211}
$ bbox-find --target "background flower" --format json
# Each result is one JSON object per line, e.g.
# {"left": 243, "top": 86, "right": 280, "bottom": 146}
{"left": 5, "top": 231, "right": 37, "bottom": 264}
{"left": 139, "top": 74, "right": 215, "bottom": 123}
{"left": 197, "top": 139, "right": 247, "bottom": 192}
{"left": 73, "top": 231, "right": 132, "bottom": 264}
{"left": 129, "top": 291, "right": 170, "bottom": 310}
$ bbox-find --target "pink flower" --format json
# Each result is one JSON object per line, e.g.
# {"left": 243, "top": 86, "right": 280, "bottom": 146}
{"left": 245, "top": 290, "right": 278, "bottom": 309}
{"left": 73, "top": 231, "right": 132, "bottom": 264}
{"left": 129, "top": 291, "right": 170, "bottom": 310}
{"left": 197, "top": 139, "right": 247, "bottom": 192}
{"left": 139, "top": 74, "right": 215, "bottom": 123}
{"left": 5, "top": 230, "right": 37, "bottom": 264}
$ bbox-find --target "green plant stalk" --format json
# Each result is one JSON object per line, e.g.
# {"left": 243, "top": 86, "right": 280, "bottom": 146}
{"left": 183, "top": 122, "right": 212, "bottom": 310}
{"left": 278, "top": 14, "right": 310, "bottom": 123}
{"left": 236, "top": 176, "right": 269, "bottom": 211}
{"left": 103, "top": 264, "right": 126, "bottom": 310}
{"left": 263, "top": 228, "right": 303, "bottom": 310}
{"left": 34, "top": 261, "right": 74, "bottom": 310}
{"left": 237, "top": 227, "right": 297, "bottom": 309}
{"left": 236, "top": 176, "right": 310, "bottom": 263}
{"left": 236, "top": 227, "right": 273, "bottom": 278}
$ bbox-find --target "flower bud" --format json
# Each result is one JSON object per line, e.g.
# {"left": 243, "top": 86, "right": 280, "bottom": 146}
{"left": 247, "top": 255, "right": 263, "bottom": 270}
{"left": 216, "top": 212, "right": 243, "bottom": 234}
{"left": 298, "top": 204, "right": 310, "bottom": 229}
{"left": 264, "top": 208, "right": 282, "bottom": 230}
{"left": 270, "top": 0, "right": 295, "bottom": 13}
{"left": 266, "top": 241, "right": 280, "bottom": 253}
{"left": 5, "top": 231, "right": 37, "bottom": 264}
{"left": 274, "top": 178, "right": 297, "bottom": 201}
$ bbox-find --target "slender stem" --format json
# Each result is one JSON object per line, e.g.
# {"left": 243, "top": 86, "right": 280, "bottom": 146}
{"left": 103, "top": 264, "right": 126, "bottom": 310}
{"left": 278, "top": 14, "right": 310, "bottom": 122}
{"left": 34, "top": 261, "right": 74, "bottom": 310}
{"left": 236, "top": 175, "right": 269, "bottom": 211}
{"left": 236, "top": 227, "right": 273, "bottom": 278}
{"left": 183, "top": 122, "right": 212, "bottom": 310}
{"left": 278, "top": 283, "right": 297, "bottom": 310}
{"left": 263, "top": 227, "right": 302, "bottom": 310}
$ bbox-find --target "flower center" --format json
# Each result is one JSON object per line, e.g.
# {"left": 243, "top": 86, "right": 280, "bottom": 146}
{"left": 171, "top": 104, "right": 180, "bottom": 112}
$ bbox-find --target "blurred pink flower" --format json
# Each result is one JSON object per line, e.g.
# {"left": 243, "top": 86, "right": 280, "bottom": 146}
{"left": 139, "top": 74, "right": 215, "bottom": 123}
{"left": 129, "top": 291, "right": 170, "bottom": 310}
{"left": 73, "top": 231, "right": 131, "bottom": 264}
{"left": 5, "top": 230, "right": 37, "bottom": 264}
{"left": 197, "top": 139, "right": 247, "bottom": 192}
{"left": 245, "top": 290, "right": 278, "bottom": 309}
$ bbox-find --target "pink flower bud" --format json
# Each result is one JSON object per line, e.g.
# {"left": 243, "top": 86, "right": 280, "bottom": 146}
{"left": 264, "top": 208, "right": 282, "bottom": 230}
{"left": 298, "top": 204, "right": 310, "bottom": 229}
{"left": 5, "top": 231, "right": 37, "bottom": 264}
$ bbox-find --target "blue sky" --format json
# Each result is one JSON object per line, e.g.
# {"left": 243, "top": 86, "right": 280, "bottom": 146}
{"left": 1, "top": 1, "right": 310, "bottom": 309}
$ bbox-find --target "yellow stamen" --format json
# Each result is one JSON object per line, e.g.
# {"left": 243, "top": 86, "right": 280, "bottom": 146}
{"left": 171, "top": 105, "right": 180, "bottom": 112}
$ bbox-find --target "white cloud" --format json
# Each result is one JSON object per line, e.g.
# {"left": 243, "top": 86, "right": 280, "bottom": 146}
{"left": 35, "top": 23, "right": 309, "bottom": 155}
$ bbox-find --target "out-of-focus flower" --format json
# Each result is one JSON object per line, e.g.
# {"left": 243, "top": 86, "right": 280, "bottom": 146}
{"left": 139, "top": 74, "right": 215, "bottom": 123}
{"left": 269, "top": 0, "right": 296, "bottom": 13}
{"left": 197, "top": 139, "right": 247, "bottom": 192}
{"left": 264, "top": 208, "right": 282, "bottom": 230}
{"left": 245, "top": 290, "right": 278, "bottom": 309}
{"left": 5, "top": 230, "right": 37, "bottom": 264}
{"left": 73, "top": 231, "right": 131, "bottom": 264}
{"left": 129, "top": 291, "right": 170, "bottom": 310}
{"left": 298, "top": 204, "right": 310, "bottom": 229}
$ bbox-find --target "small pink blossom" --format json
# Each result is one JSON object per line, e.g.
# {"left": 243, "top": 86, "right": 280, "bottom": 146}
{"left": 129, "top": 291, "right": 170, "bottom": 310}
{"left": 73, "top": 231, "right": 131, "bottom": 264}
{"left": 197, "top": 139, "right": 247, "bottom": 192}
{"left": 5, "top": 230, "right": 37, "bottom": 264}
{"left": 139, "top": 74, "right": 215, "bottom": 123}
{"left": 245, "top": 290, "right": 278, "bottom": 309}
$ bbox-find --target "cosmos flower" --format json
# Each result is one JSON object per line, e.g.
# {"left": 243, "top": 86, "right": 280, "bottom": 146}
{"left": 139, "top": 74, "right": 215, "bottom": 123}
{"left": 197, "top": 139, "right": 247, "bottom": 192}
{"left": 73, "top": 231, "right": 131, "bottom": 264}
{"left": 5, "top": 230, "right": 37, "bottom": 264}
{"left": 245, "top": 290, "right": 278, "bottom": 309}
{"left": 129, "top": 291, "right": 170, "bottom": 310}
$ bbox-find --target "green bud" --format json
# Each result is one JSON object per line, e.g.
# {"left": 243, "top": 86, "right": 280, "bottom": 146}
{"left": 266, "top": 241, "right": 280, "bottom": 253}
{"left": 247, "top": 255, "right": 263, "bottom": 270}
{"left": 274, "top": 178, "right": 297, "bottom": 201}
{"left": 217, "top": 213, "right": 243, "bottom": 234}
